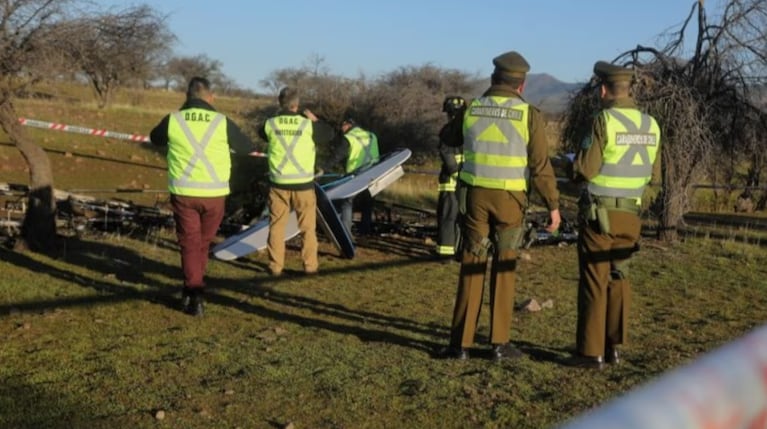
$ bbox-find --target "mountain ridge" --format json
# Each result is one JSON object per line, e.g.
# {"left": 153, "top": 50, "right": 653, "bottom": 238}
{"left": 524, "top": 73, "right": 582, "bottom": 113}
{"left": 468, "top": 73, "right": 582, "bottom": 114}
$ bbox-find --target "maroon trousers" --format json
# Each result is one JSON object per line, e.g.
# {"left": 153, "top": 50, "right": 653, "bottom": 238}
{"left": 170, "top": 194, "right": 225, "bottom": 289}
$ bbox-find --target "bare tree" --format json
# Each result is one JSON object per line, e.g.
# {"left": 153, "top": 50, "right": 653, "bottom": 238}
{"left": 259, "top": 67, "right": 311, "bottom": 96}
{"left": 253, "top": 59, "right": 476, "bottom": 158}
{"left": 359, "top": 64, "right": 477, "bottom": 156}
{"left": 66, "top": 4, "right": 174, "bottom": 108}
{"left": 162, "top": 54, "right": 224, "bottom": 91}
{"left": 562, "top": 0, "right": 767, "bottom": 241}
{"left": 255, "top": 55, "right": 358, "bottom": 123}
{"left": 303, "top": 53, "right": 330, "bottom": 77}
{"left": 0, "top": 0, "right": 80, "bottom": 251}
{"left": 0, "top": 1, "right": 174, "bottom": 251}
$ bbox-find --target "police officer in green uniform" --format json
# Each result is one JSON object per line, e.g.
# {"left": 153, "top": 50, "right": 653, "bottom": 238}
{"left": 439, "top": 51, "right": 561, "bottom": 360}
{"left": 435, "top": 96, "right": 465, "bottom": 261}
{"left": 567, "top": 61, "right": 661, "bottom": 368}
{"left": 150, "top": 77, "right": 255, "bottom": 316}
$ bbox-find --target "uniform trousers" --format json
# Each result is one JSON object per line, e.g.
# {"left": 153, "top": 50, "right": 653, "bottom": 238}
{"left": 576, "top": 210, "right": 640, "bottom": 357}
{"left": 436, "top": 189, "right": 460, "bottom": 256}
{"left": 450, "top": 187, "right": 524, "bottom": 348}
{"left": 267, "top": 187, "right": 318, "bottom": 275}
{"left": 337, "top": 192, "right": 374, "bottom": 236}
{"left": 170, "top": 194, "right": 225, "bottom": 289}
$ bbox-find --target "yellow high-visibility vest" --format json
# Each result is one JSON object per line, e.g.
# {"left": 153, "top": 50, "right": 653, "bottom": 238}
{"left": 167, "top": 109, "right": 230, "bottom": 197}
{"left": 345, "top": 127, "right": 379, "bottom": 173}
{"left": 459, "top": 96, "right": 530, "bottom": 191}
{"left": 265, "top": 115, "right": 316, "bottom": 185}
{"left": 588, "top": 107, "right": 661, "bottom": 202}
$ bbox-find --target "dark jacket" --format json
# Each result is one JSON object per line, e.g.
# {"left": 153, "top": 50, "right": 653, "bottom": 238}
{"left": 438, "top": 116, "right": 463, "bottom": 184}
{"left": 323, "top": 128, "right": 354, "bottom": 173}
{"left": 149, "top": 98, "right": 254, "bottom": 155}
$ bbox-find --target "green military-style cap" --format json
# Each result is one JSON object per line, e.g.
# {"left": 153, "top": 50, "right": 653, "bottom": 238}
{"left": 493, "top": 51, "right": 530, "bottom": 78}
{"left": 593, "top": 61, "right": 634, "bottom": 83}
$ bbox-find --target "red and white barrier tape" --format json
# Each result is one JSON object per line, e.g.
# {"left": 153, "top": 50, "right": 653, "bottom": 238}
{"left": 18, "top": 117, "right": 149, "bottom": 142}
{"left": 17, "top": 117, "right": 267, "bottom": 157}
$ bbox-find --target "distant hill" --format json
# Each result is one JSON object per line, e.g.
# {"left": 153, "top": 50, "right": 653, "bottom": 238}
{"left": 468, "top": 73, "right": 582, "bottom": 114}
{"left": 524, "top": 73, "right": 582, "bottom": 113}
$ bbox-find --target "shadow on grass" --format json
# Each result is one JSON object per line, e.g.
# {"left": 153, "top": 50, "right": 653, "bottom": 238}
{"left": 214, "top": 255, "right": 269, "bottom": 273}
{"left": 226, "top": 281, "right": 447, "bottom": 338}
{"left": 0, "top": 236, "right": 180, "bottom": 314}
{"left": 60, "top": 236, "right": 179, "bottom": 284}
{"left": 210, "top": 290, "right": 444, "bottom": 354}
{"left": 514, "top": 340, "right": 574, "bottom": 364}
{"left": 1, "top": 236, "right": 451, "bottom": 355}
{"left": 354, "top": 233, "right": 433, "bottom": 259}
{"left": 207, "top": 256, "right": 454, "bottom": 353}
{"left": 0, "top": 378, "right": 93, "bottom": 429}
{"left": 2, "top": 234, "right": 563, "bottom": 357}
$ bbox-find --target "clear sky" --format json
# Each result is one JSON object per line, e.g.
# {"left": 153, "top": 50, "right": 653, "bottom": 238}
{"left": 108, "top": 0, "right": 723, "bottom": 90}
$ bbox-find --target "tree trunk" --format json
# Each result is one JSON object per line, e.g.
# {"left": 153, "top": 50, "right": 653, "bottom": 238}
{"left": 757, "top": 187, "right": 767, "bottom": 211}
{"left": 747, "top": 153, "right": 761, "bottom": 187}
{"left": 0, "top": 100, "right": 57, "bottom": 252}
{"left": 658, "top": 155, "right": 681, "bottom": 242}
{"left": 659, "top": 186, "right": 684, "bottom": 242}
{"left": 97, "top": 84, "right": 112, "bottom": 109}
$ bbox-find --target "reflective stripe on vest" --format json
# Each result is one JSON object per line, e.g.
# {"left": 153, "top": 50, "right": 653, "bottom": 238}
{"left": 167, "top": 111, "right": 229, "bottom": 196}
{"left": 436, "top": 244, "right": 456, "bottom": 256}
{"left": 265, "top": 116, "right": 316, "bottom": 184}
{"left": 345, "top": 127, "right": 379, "bottom": 173}
{"left": 459, "top": 96, "right": 530, "bottom": 191}
{"left": 438, "top": 153, "right": 464, "bottom": 192}
{"left": 588, "top": 108, "right": 660, "bottom": 200}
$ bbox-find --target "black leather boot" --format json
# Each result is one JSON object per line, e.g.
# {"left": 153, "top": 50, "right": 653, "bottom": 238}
{"left": 183, "top": 288, "right": 204, "bottom": 317}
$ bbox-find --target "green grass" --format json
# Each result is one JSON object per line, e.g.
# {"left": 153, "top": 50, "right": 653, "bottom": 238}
{"left": 2, "top": 85, "right": 767, "bottom": 428}
{"left": 2, "top": 231, "right": 766, "bottom": 429}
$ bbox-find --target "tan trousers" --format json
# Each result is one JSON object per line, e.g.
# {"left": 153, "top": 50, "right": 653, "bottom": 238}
{"left": 576, "top": 210, "right": 640, "bottom": 357}
{"left": 450, "top": 187, "right": 524, "bottom": 348}
{"left": 267, "top": 187, "right": 318, "bottom": 274}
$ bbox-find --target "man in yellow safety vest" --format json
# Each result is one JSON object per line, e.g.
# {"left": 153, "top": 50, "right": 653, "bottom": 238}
{"left": 150, "top": 76, "right": 256, "bottom": 316}
{"left": 258, "top": 87, "right": 335, "bottom": 276}
{"left": 327, "top": 117, "right": 380, "bottom": 236}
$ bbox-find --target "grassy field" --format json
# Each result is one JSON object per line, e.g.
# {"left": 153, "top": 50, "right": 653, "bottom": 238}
{"left": 2, "top": 85, "right": 767, "bottom": 428}
{"left": 2, "top": 227, "right": 766, "bottom": 428}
